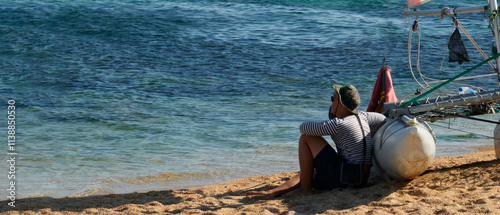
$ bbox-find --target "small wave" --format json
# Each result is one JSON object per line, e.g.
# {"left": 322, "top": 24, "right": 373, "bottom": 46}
{"left": 70, "top": 188, "right": 113, "bottom": 198}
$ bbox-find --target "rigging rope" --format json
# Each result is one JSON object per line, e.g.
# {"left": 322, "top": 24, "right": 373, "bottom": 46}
{"left": 431, "top": 121, "right": 500, "bottom": 140}
{"left": 406, "top": 14, "right": 494, "bottom": 99}
{"left": 431, "top": 110, "right": 500, "bottom": 124}
{"left": 408, "top": 19, "right": 431, "bottom": 90}
{"left": 402, "top": 52, "right": 500, "bottom": 107}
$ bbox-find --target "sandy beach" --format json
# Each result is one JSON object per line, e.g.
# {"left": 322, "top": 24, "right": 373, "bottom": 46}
{"left": 1, "top": 148, "right": 499, "bottom": 214}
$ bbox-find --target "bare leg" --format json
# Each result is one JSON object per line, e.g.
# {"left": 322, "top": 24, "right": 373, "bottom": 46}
{"left": 246, "top": 135, "right": 328, "bottom": 197}
{"left": 297, "top": 135, "right": 328, "bottom": 194}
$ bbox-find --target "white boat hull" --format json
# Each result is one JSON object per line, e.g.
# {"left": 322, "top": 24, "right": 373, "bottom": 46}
{"left": 494, "top": 118, "right": 500, "bottom": 159}
{"left": 372, "top": 115, "right": 436, "bottom": 181}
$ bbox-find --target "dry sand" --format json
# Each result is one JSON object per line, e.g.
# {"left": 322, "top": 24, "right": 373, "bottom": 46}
{"left": 1, "top": 148, "right": 500, "bottom": 214}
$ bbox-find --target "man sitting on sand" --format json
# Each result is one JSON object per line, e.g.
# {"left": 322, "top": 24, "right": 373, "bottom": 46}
{"left": 247, "top": 84, "right": 386, "bottom": 197}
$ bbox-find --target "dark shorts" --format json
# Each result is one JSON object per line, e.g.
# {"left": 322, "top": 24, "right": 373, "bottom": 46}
{"left": 311, "top": 144, "right": 347, "bottom": 190}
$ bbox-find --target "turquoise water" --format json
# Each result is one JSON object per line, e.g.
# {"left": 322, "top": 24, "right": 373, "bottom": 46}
{"left": 0, "top": 0, "right": 499, "bottom": 198}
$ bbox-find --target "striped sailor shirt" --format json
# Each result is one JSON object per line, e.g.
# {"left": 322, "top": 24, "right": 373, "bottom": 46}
{"left": 299, "top": 111, "right": 386, "bottom": 165}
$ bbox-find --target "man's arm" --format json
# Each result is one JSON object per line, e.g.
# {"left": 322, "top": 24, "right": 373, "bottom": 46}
{"left": 366, "top": 112, "right": 387, "bottom": 136}
{"left": 299, "top": 120, "right": 338, "bottom": 136}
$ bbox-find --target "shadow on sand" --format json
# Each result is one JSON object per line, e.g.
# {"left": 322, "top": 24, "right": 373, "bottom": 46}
{"left": 0, "top": 190, "right": 181, "bottom": 213}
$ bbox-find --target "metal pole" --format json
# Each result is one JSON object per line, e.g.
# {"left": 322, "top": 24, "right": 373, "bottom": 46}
{"left": 408, "top": 93, "right": 500, "bottom": 114}
{"left": 490, "top": 0, "right": 500, "bottom": 81}
{"left": 384, "top": 89, "right": 500, "bottom": 116}
{"left": 401, "top": 5, "right": 488, "bottom": 17}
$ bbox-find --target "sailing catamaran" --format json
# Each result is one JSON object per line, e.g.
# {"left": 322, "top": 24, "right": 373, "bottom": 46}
{"left": 371, "top": 0, "right": 500, "bottom": 181}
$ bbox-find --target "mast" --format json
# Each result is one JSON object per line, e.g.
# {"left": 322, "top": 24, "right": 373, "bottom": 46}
{"left": 490, "top": 0, "right": 500, "bottom": 81}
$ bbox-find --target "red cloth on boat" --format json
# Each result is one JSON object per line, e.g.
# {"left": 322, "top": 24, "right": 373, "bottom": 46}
{"left": 367, "top": 67, "right": 398, "bottom": 113}
{"left": 407, "top": 0, "right": 431, "bottom": 9}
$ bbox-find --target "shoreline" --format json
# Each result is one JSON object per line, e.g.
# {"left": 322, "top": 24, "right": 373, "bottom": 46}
{"left": 1, "top": 148, "right": 499, "bottom": 214}
{"left": 9, "top": 144, "right": 493, "bottom": 200}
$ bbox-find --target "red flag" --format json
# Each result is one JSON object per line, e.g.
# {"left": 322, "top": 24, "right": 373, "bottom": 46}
{"left": 367, "top": 67, "right": 398, "bottom": 113}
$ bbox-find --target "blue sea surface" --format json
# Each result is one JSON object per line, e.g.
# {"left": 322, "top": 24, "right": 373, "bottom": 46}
{"left": 0, "top": 0, "right": 499, "bottom": 198}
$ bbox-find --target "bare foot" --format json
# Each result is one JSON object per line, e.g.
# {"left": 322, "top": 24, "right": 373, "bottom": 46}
{"left": 246, "top": 191, "right": 267, "bottom": 196}
{"left": 245, "top": 190, "right": 270, "bottom": 197}
{"left": 246, "top": 190, "right": 282, "bottom": 198}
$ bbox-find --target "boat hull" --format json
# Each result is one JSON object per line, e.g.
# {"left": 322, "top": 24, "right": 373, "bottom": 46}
{"left": 372, "top": 116, "right": 436, "bottom": 181}
{"left": 494, "top": 118, "right": 500, "bottom": 159}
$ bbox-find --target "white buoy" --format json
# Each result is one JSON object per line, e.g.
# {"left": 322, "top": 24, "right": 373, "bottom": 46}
{"left": 372, "top": 115, "right": 436, "bottom": 181}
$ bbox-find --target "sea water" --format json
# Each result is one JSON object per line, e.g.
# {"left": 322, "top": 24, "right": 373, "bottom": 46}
{"left": 0, "top": 0, "right": 499, "bottom": 198}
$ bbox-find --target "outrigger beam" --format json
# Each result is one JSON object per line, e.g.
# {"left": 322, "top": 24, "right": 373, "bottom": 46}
{"left": 401, "top": 5, "right": 489, "bottom": 17}
{"left": 385, "top": 89, "right": 500, "bottom": 117}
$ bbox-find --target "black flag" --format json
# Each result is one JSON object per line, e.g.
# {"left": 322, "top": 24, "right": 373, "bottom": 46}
{"left": 448, "top": 28, "right": 471, "bottom": 65}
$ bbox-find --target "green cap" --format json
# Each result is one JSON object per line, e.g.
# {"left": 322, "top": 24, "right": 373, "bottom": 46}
{"left": 333, "top": 84, "right": 360, "bottom": 114}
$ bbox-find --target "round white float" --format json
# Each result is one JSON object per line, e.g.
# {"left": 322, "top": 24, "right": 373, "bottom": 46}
{"left": 372, "top": 115, "right": 436, "bottom": 181}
